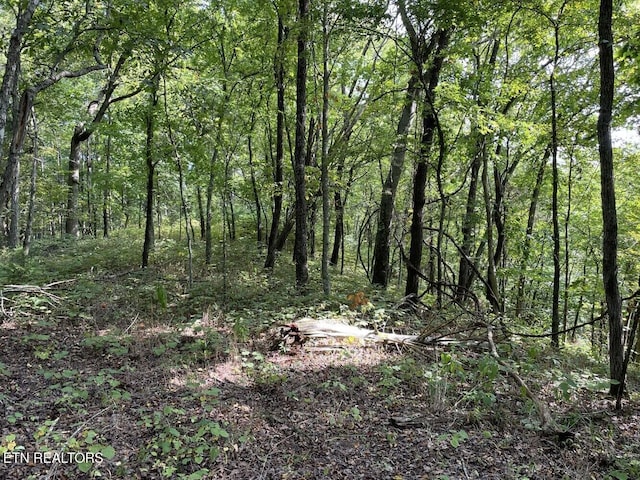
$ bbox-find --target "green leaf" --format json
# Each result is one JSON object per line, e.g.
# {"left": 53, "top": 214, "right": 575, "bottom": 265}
{"left": 100, "top": 445, "right": 116, "bottom": 460}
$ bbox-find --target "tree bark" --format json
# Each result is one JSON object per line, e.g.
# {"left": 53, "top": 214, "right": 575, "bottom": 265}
{"left": 320, "top": 0, "right": 331, "bottom": 295}
{"left": 292, "top": 0, "right": 310, "bottom": 289}
{"left": 550, "top": 73, "right": 561, "bottom": 348}
{"left": 196, "top": 186, "right": 205, "bottom": 240}
{"left": 65, "top": 53, "right": 130, "bottom": 236}
{"left": 550, "top": 19, "right": 562, "bottom": 348}
{"left": 265, "top": 15, "right": 287, "bottom": 269}
{"left": 247, "top": 133, "right": 263, "bottom": 243}
{"left": 1, "top": 87, "right": 33, "bottom": 247}
{"left": 142, "top": 80, "right": 159, "bottom": 268}
{"left": 481, "top": 140, "right": 502, "bottom": 314}
{"left": 455, "top": 37, "right": 501, "bottom": 303}
{"left": 23, "top": 106, "right": 39, "bottom": 255}
{"left": 0, "top": 0, "right": 40, "bottom": 158}
{"left": 65, "top": 125, "right": 85, "bottom": 236}
{"left": 456, "top": 143, "right": 483, "bottom": 301}
{"left": 405, "top": 29, "right": 448, "bottom": 298}
{"left": 371, "top": 75, "right": 419, "bottom": 287}
{"left": 103, "top": 131, "right": 111, "bottom": 237}
{"left": 597, "top": 0, "right": 624, "bottom": 397}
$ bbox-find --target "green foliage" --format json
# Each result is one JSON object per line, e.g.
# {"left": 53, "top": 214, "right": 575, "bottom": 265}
{"left": 29, "top": 418, "right": 116, "bottom": 477}
{"left": 241, "top": 350, "right": 287, "bottom": 391}
{"left": 437, "top": 429, "right": 469, "bottom": 449}
{"left": 154, "top": 284, "right": 169, "bottom": 310}
{"left": 82, "top": 333, "right": 131, "bottom": 357}
{"left": 138, "top": 404, "right": 230, "bottom": 479}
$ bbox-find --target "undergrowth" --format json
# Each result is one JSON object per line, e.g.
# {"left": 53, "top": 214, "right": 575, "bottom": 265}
{"left": 1, "top": 229, "right": 639, "bottom": 479}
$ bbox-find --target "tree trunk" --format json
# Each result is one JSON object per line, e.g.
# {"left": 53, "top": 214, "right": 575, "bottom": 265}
{"left": 65, "top": 125, "right": 87, "bottom": 236}
{"left": 481, "top": 141, "right": 502, "bottom": 314}
{"left": 371, "top": 75, "right": 419, "bottom": 287}
{"left": 405, "top": 30, "right": 448, "bottom": 298}
{"left": 320, "top": 1, "right": 331, "bottom": 296}
{"left": 330, "top": 165, "right": 354, "bottom": 268}
{"left": 103, "top": 132, "right": 111, "bottom": 237}
{"left": 515, "top": 147, "right": 549, "bottom": 317}
{"left": 563, "top": 150, "right": 575, "bottom": 340}
{"left": 1, "top": 87, "right": 34, "bottom": 247}
{"left": 196, "top": 186, "right": 205, "bottom": 240}
{"left": 65, "top": 53, "right": 130, "bottom": 236}
{"left": 597, "top": 0, "right": 624, "bottom": 398}
{"left": 292, "top": 0, "right": 310, "bottom": 289}
{"left": 8, "top": 155, "right": 20, "bottom": 248}
{"left": 247, "top": 133, "right": 263, "bottom": 243}
{"left": 456, "top": 144, "right": 483, "bottom": 301}
{"left": 0, "top": 0, "right": 40, "bottom": 157}
{"left": 265, "top": 15, "right": 287, "bottom": 270}
{"left": 455, "top": 37, "right": 501, "bottom": 303}
{"left": 164, "top": 83, "right": 194, "bottom": 288}
{"left": 23, "top": 106, "right": 39, "bottom": 255}
{"left": 205, "top": 145, "right": 219, "bottom": 263}
{"left": 142, "top": 82, "right": 159, "bottom": 268}
{"left": 550, "top": 26, "right": 562, "bottom": 348}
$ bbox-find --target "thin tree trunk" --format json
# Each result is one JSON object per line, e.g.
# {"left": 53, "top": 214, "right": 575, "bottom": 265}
{"left": 23, "top": 106, "right": 39, "bottom": 255}
{"left": 330, "top": 165, "right": 354, "bottom": 267}
{"left": 164, "top": 77, "right": 193, "bottom": 287}
{"left": 205, "top": 145, "right": 219, "bottom": 263}
{"left": 196, "top": 186, "right": 205, "bottom": 240}
{"left": 265, "top": 15, "right": 287, "bottom": 270}
{"left": 8, "top": 153, "right": 20, "bottom": 248}
{"left": 597, "top": 0, "right": 624, "bottom": 398}
{"left": 456, "top": 145, "right": 482, "bottom": 301}
{"left": 142, "top": 80, "right": 159, "bottom": 268}
{"left": 320, "top": 0, "right": 331, "bottom": 295}
{"left": 292, "top": 0, "right": 310, "bottom": 289}
{"left": 371, "top": 75, "right": 419, "bottom": 286}
{"left": 515, "top": 147, "right": 549, "bottom": 317}
{"left": 103, "top": 129, "right": 111, "bottom": 237}
{"left": 481, "top": 141, "right": 501, "bottom": 314}
{"left": 247, "top": 133, "right": 263, "bottom": 243}
{"left": 455, "top": 37, "right": 501, "bottom": 303}
{"left": 550, "top": 30, "right": 561, "bottom": 348}
{"left": 405, "top": 29, "right": 448, "bottom": 298}
{"left": 563, "top": 150, "right": 575, "bottom": 340}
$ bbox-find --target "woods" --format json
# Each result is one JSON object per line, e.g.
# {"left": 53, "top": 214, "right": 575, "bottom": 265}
{"left": 1, "top": 0, "right": 640, "bottom": 478}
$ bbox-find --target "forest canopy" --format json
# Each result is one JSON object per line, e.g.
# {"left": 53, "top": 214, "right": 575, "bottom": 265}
{"left": 0, "top": 0, "right": 639, "bottom": 343}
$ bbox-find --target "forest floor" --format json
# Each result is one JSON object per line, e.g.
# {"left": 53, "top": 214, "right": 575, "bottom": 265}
{"left": 1, "top": 232, "right": 639, "bottom": 480}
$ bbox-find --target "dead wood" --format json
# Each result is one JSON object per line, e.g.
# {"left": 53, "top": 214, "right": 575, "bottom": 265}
{"left": 288, "top": 317, "right": 462, "bottom": 347}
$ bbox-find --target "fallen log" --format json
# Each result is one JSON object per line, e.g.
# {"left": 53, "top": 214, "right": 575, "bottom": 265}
{"left": 282, "top": 317, "right": 465, "bottom": 348}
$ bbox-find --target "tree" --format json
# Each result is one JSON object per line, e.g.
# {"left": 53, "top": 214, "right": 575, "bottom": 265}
{"left": 404, "top": 25, "right": 449, "bottom": 299}
{"left": 0, "top": 0, "right": 40, "bottom": 158}
{"left": 264, "top": 10, "right": 288, "bottom": 270}
{"left": 65, "top": 51, "right": 134, "bottom": 236}
{"left": 142, "top": 74, "right": 160, "bottom": 268}
{"left": 0, "top": 0, "right": 112, "bottom": 244}
{"left": 320, "top": 0, "right": 331, "bottom": 295}
{"left": 292, "top": 0, "right": 310, "bottom": 289}
{"left": 597, "top": 0, "right": 624, "bottom": 397}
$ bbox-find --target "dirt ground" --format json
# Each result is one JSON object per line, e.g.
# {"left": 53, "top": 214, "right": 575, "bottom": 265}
{"left": 1, "top": 312, "right": 639, "bottom": 480}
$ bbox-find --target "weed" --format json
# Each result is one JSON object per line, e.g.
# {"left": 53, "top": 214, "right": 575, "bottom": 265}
{"left": 138, "top": 404, "right": 230, "bottom": 478}
{"left": 437, "top": 429, "right": 469, "bottom": 448}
